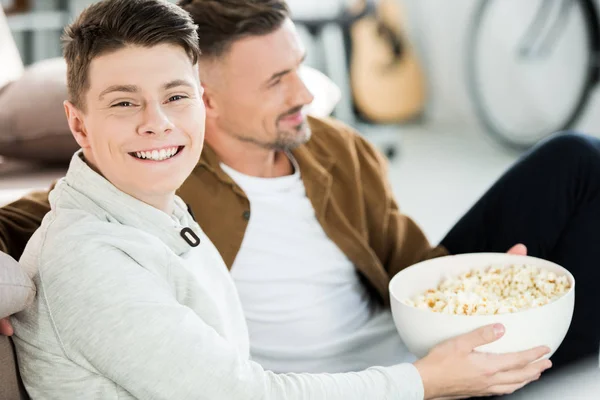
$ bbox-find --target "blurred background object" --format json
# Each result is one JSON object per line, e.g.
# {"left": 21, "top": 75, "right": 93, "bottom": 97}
{"left": 0, "top": 1, "right": 23, "bottom": 88}
{"left": 2, "top": 0, "right": 31, "bottom": 15}
{"left": 347, "top": 0, "right": 426, "bottom": 124}
{"left": 397, "top": 0, "right": 600, "bottom": 146}
{"left": 6, "top": 1, "right": 600, "bottom": 151}
{"left": 3, "top": 0, "right": 94, "bottom": 65}
{"left": 290, "top": 0, "right": 429, "bottom": 158}
{"left": 466, "top": 0, "right": 600, "bottom": 150}
{"left": 292, "top": 0, "right": 427, "bottom": 125}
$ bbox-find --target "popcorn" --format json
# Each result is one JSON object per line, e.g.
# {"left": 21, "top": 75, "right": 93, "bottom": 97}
{"left": 402, "top": 264, "right": 571, "bottom": 316}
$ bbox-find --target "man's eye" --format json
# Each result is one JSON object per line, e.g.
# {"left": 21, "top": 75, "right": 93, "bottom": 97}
{"left": 269, "top": 79, "right": 282, "bottom": 88}
{"left": 169, "top": 95, "right": 188, "bottom": 102}
{"left": 112, "top": 101, "right": 134, "bottom": 108}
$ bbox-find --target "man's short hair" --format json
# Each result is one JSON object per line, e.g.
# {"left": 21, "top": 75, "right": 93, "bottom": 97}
{"left": 178, "top": 0, "right": 290, "bottom": 59}
{"left": 62, "top": 0, "right": 201, "bottom": 110}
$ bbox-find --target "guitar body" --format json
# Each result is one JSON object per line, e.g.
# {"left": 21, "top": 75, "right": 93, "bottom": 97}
{"left": 349, "top": 0, "right": 426, "bottom": 123}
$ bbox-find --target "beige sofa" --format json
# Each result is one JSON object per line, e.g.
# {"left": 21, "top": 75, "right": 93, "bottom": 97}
{"left": 0, "top": 6, "right": 29, "bottom": 398}
{"left": 0, "top": 337, "right": 28, "bottom": 400}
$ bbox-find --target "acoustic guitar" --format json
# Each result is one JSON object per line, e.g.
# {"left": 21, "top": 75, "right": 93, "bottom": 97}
{"left": 348, "top": 0, "right": 427, "bottom": 123}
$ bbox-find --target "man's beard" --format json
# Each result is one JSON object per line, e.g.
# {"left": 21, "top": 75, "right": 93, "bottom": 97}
{"left": 232, "top": 106, "right": 312, "bottom": 151}
{"left": 268, "top": 105, "right": 311, "bottom": 150}
{"left": 270, "top": 119, "right": 311, "bottom": 151}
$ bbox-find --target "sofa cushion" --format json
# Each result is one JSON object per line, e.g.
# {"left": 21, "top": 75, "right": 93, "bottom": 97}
{"left": 300, "top": 65, "right": 341, "bottom": 118}
{"left": 0, "top": 252, "right": 34, "bottom": 319}
{"left": 0, "top": 58, "right": 79, "bottom": 163}
{"left": 0, "top": 251, "right": 33, "bottom": 399}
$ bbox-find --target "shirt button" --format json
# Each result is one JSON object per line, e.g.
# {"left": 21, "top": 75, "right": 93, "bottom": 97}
{"left": 242, "top": 210, "right": 251, "bottom": 221}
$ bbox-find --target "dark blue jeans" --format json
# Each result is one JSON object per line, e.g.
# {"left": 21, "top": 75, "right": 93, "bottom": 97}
{"left": 440, "top": 132, "right": 600, "bottom": 374}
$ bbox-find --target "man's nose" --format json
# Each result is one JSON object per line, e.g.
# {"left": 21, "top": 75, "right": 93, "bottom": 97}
{"left": 293, "top": 71, "right": 315, "bottom": 106}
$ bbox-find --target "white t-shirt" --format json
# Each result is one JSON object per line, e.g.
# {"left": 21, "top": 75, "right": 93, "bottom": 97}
{"left": 221, "top": 155, "right": 415, "bottom": 374}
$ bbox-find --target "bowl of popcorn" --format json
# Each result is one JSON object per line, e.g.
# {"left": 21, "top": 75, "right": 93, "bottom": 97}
{"left": 389, "top": 253, "right": 575, "bottom": 358}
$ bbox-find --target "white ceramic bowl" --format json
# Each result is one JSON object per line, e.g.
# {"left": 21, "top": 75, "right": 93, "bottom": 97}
{"left": 389, "top": 253, "right": 575, "bottom": 359}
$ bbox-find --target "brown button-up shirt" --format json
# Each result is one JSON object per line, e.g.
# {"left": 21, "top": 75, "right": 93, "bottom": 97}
{"left": 0, "top": 117, "right": 447, "bottom": 305}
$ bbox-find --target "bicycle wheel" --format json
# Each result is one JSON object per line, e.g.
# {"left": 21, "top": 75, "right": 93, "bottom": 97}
{"left": 467, "top": 0, "right": 598, "bottom": 150}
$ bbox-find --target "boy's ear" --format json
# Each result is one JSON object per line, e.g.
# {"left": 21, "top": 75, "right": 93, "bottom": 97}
{"left": 64, "top": 101, "right": 91, "bottom": 149}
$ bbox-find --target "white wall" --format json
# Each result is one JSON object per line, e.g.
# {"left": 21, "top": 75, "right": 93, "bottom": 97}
{"left": 403, "top": 0, "right": 478, "bottom": 126}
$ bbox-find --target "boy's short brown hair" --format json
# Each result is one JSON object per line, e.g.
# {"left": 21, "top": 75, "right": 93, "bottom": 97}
{"left": 62, "top": 0, "right": 201, "bottom": 110}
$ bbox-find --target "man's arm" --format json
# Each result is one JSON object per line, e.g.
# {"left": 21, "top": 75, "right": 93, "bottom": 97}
{"left": 353, "top": 135, "right": 448, "bottom": 279}
{"left": 0, "top": 188, "right": 51, "bottom": 260}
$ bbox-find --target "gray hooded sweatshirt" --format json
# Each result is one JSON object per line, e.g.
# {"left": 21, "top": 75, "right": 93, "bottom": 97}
{"left": 12, "top": 151, "right": 424, "bottom": 399}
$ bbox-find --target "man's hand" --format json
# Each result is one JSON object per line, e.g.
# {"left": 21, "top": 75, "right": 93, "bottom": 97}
{"left": 414, "top": 324, "right": 552, "bottom": 399}
{"left": 0, "top": 318, "right": 14, "bottom": 336}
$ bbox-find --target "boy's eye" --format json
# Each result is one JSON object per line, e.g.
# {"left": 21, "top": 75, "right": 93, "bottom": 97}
{"left": 169, "top": 95, "right": 187, "bottom": 102}
{"left": 112, "top": 101, "right": 134, "bottom": 108}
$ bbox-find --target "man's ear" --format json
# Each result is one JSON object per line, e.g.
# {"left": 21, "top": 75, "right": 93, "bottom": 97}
{"left": 64, "top": 101, "right": 90, "bottom": 149}
{"left": 199, "top": 60, "right": 221, "bottom": 120}
{"left": 202, "top": 83, "right": 219, "bottom": 119}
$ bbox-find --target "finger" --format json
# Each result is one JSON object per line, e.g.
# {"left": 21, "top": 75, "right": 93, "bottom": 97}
{"left": 455, "top": 323, "right": 505, "bottom": 352}
{"left": 487, "top": 372, "right": 543, "bottom": 396}
{"left": 488, "top": 346, "right": 551, "bottom": 372}
{"left": 507, "top": 243, "right": 527, "bottom": 256}
{"left": 490, "top": 359, "right": 552, "bottom": 386}
{"left": 0, "top": 318, "right": 14, "bottom": 336}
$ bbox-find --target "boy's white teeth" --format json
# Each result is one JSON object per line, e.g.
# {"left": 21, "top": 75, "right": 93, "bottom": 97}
{"left": 134, "top": 147, "right": 179, "bottom": 161}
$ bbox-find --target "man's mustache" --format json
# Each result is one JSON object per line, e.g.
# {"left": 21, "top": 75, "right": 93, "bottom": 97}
{"left": 278, "top": 105, "right": 304, "bottom": 121}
